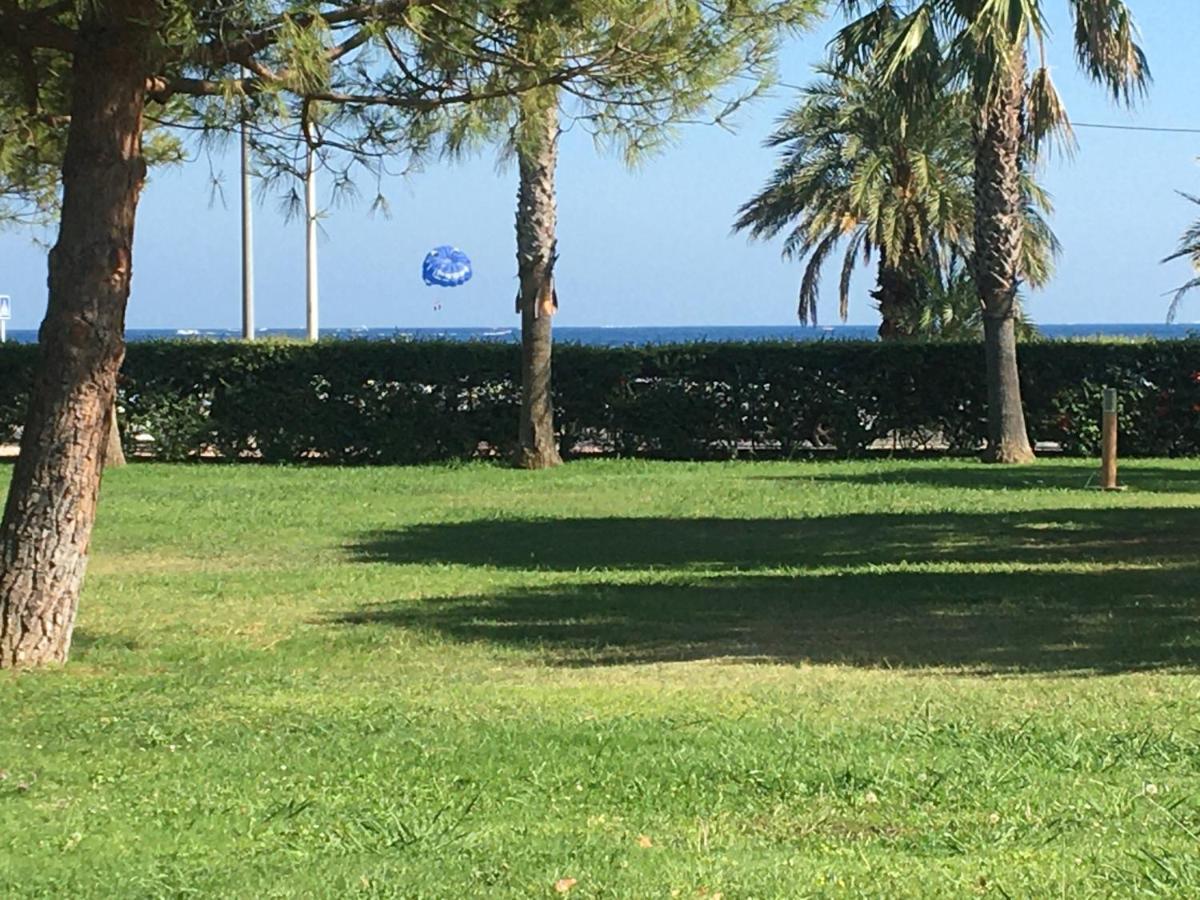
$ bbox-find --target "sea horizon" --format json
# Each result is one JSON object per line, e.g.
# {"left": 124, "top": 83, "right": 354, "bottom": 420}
{"left": 0, "top": 323, "right": 1197, "bottom": 345}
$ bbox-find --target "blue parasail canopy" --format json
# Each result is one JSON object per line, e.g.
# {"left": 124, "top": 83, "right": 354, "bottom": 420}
{"left": 422, "top": 246, "right": 473, "bottom": 287}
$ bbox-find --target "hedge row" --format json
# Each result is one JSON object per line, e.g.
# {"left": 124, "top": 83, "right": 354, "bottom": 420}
{"left": 0, "top": 339, "right": 1197, "bottom": 461}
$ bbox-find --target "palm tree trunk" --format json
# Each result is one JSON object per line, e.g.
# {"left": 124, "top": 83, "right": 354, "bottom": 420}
{"left": 874, "top": 261, "right": 918, "bottom": 340}
{"left": 513, "top": 91, "right": 563, "bottom": 470}
{"left": 872, "top": 240, "right": 924, "bottom": 340}
{"left": 973, "top": 52, "right": 1035, "bottom": 463}
{"left": 0, "top": 4, "right": 151, "bottom": 668}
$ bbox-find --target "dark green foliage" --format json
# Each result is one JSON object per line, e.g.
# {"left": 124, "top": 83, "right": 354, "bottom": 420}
{"left": 1020, "top": 343, "right": 1200, "bottom": 457}
{"left": 0, "top": 339, "right": 1196, "bottom": 461}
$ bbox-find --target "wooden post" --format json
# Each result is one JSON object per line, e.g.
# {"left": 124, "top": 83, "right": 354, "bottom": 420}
{"left": 1099, "top": 386, "right": 1118, "bottom": 490}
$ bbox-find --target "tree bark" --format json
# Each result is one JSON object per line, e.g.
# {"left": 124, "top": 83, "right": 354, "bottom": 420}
{"left": 513, "top": 91, "right": 563, "bottom": 470}
{"left": 0, "top": 3, "right": 152, "bottom": 668}
{"left": 973, "top": 53, "right": 1035, "bottom": 463}
{"left": 873, "top": 261, "right": 919, "bottom": 340}
{"left": 105, "top": 402, "right": 126, "bottom": 468}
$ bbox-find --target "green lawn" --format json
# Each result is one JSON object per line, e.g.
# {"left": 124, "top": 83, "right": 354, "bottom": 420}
{"left": 3, "top": 458, "right": 1200, "bottom": 897}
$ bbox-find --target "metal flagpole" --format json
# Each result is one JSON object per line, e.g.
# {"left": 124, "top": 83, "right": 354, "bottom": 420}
{"left": 304, "top": 119, "right": 319, "bottom": 343}
{"left": 240, "top": 70, "right": 255, "bottom": 341}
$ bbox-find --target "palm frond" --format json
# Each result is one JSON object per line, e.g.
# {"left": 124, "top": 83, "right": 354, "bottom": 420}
{"left": 839, "top": 227, "right": 868, "bottom": 321}
{"left": 1068, "top": 0, "right": 1150, "bottom": 102}
{"left": 1163, "top": 193, "right": 1200, "bottom": 324}
{"left": 1025, "top": 64, "right": 1076, "bottom": 159}
{"left": 799, "top": 230, "right": 842, "bottom": 325}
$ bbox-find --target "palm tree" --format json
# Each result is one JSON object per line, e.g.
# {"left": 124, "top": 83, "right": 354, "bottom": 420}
{"left": 1164, "top": 194, "right": 1200, "bottom": 323}
{"left": 837, "top": 0, "right": 1148, "bottom": 461}
{"left": 735, "top": 63, "right": 1057, "bottom": 338}
{"left": 735, "top": 66, "right": 970, "bottom": 337}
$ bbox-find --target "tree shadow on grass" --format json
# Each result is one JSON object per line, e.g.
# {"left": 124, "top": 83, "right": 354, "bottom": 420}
{"left": 751, "top": 463, "right": 1200, "bottom": 494}
{"left": 338, "top": 507, "right": 1200, "bottom": 674}
{"left": 335, "top": 567, "right": 1200, "bottom": 674}
{"left": 349, "top": 508, "right": 1199, "bottom": 572}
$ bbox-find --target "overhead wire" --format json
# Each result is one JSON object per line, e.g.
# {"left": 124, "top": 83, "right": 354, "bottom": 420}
{"left": 741, "top": 74, "right": 1200, "bottom": 135}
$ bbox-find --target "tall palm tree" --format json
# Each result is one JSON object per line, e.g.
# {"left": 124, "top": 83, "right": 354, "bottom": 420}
{"left": 1164, "top": 194, "right": 1200, "bottom": 323}
{"left": 735, "top": 63, "right": 1057, "bottom": 338}
{"left": 837, "top": 0, "right": 1148, "bottom": 461}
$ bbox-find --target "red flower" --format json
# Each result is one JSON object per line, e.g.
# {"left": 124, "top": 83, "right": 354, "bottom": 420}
{"left": 1190, "top": 371, "right": 1200, "bottom": 384}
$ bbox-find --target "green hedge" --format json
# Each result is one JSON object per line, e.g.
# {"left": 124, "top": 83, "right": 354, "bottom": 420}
{"left": 0, "top": 339, "right": 1197, "bottom": 461}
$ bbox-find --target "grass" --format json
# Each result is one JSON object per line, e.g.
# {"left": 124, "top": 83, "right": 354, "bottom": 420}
{"left": 2, "top": 457, "right": 1200, "bottom": 897}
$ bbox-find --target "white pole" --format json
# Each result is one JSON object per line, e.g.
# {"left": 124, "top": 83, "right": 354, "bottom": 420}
{"left": 240, "top": 85, "right": 255, "bottom": 342}
{"left": 304, "top": 137, "right": 319, "bottom": 343}
{"left": 1, "top": 320, "right": 6, "bottom": 344}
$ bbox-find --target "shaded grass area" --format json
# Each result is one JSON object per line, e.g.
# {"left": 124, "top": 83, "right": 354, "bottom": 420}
{"left": 346, "top": 507, "right": 1200, "bottom": 673}
{"left": 337, "top": 569, "right": 1200, "bottom": 673}
{"left": 2, "top": 458, "right": 1200, "bottom": 897}
{"left": 776, "top": 462, "right": 1200, "bottom": 494}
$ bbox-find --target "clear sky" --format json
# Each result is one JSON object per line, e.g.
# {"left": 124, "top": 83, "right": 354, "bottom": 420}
{"left": 1, "top": 3, "right": 1198, "bottom": 331}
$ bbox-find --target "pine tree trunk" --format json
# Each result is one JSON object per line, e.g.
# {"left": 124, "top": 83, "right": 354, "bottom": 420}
{"left": 513, "top": 92, "right": 563, "bottom": 470}
{"left": 973, "top": 53, "right": 1035, "bottom": 463}
{"left": 105, "top": 403, "right": 126, "bottom": 468}
{"left": 0, "top": 4, "right": 151, "bottom": 668}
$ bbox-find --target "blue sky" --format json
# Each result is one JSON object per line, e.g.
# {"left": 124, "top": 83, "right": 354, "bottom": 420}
{"left": 1, "top": 4, "right": 1198, "bottom": 331}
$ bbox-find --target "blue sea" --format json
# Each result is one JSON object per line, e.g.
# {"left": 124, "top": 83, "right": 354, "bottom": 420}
{"left": 1, "top": 324, "right": 1197, "bottom": 345}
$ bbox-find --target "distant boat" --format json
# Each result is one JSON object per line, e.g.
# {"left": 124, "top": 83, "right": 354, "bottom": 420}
{"left": 175, "top": 329, "right": 199, "bottom": 336}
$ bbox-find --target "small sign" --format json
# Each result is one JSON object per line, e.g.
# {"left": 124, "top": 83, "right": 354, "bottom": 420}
{"left": 0, "top": 296, "right": 10, "bottom": 320}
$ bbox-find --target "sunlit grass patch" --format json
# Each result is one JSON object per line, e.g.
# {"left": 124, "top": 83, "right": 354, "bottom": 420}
{"left": 2, "top": 458, "right": 1200, "bottom": 897}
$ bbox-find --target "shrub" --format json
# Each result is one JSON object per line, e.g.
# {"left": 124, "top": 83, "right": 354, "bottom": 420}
{"left": 0, "top": 338, "right": 1196, "bottom": 461}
